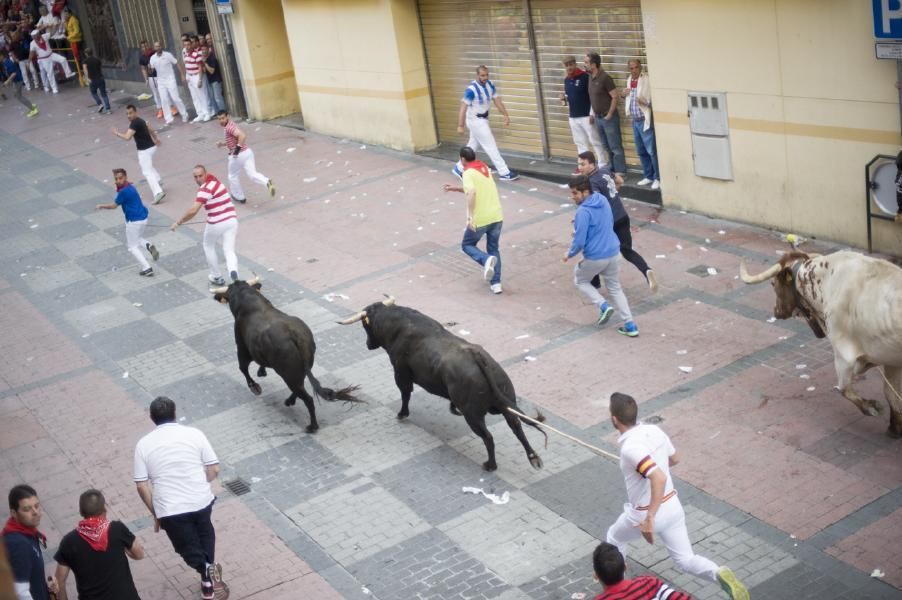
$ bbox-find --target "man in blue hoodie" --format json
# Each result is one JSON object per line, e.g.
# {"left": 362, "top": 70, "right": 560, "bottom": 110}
{"left": 562, "top": 176, "right": 638, "bottom": 337}
{"left": 95, "top": 168, "right": 159, "bottom": 277}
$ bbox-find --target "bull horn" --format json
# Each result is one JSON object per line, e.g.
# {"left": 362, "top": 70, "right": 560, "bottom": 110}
{"left": 739, "top": 259, "right": 783, "bottom": 284}
{"left": 247, "top": 273, "right": 260, "bottom": 286}
{"left": 210, "top": 285, "right": 229, "bottom": 294}
{"left": 382, "top": 295, "right": 396, "bottom": 306}
{"left": 337, "top": 310, "right": 367, "bottom": 325}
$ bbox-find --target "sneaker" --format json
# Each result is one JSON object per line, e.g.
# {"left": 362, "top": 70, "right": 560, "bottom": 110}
{"left": 617, "top": 321, "right": 639, "bottom": 337}
{"left": 202, "top": 114, "right": 212, "bottom": 122}
{"left": 233, "top": 196, "right": 247, "bottom": 204}
{"left": 182, "top": 117, "right": 189, "bottom": 124}
{"left": 96, "top": 104, "right": 104, "bottom": 113}
{"left": 646, "top": 269, "right": 658, "bottom": 293}
{"left": 209, "top": 276, "right": 226, "bottom": 286}
{"left": 451, "top": 164, "right": 463, "bottom": 180}
{"left": 651, "top": 180, "right": 661, "bottom": 190}
{"left": 192, "top": 115, "right": 203, "bottom": 123}
{"left": 498, "top": 170, "right": 519, "bottom": 181}
{"left": 483, "top": 255, "right": 497, "bottom": 281}
{"left": 266, "top": 179, "right": 276, "bottom": 197}
{"left": 490, "top": 283, "right": 503, "bottom": 294}
{"left": 201, "top": 581, "right": 214, "bottom": 600}
{"left": 156, "top": 108, "right": 164, "bottom": 119}
{"left": 637, "top": 178, "right": 652, "bottom": 186}
{"left": 716, "top": 567, "right": 749, "bottom": 600}
{"left": 26, "top": 107, "right": 39, "bottom": 118}
{"left": 596, "top": 303, "right": 614, "bottom": 326}
{"left": 207, "top": 563, "right": 223, "bottom": 585}
{"left": 229, "top": 270, "right": 239, "bottom": 282}
{"left": 153, "top": 191, "right": 166, "bottom": 205}
{"left": 139, "top": 267, "right": 154, "bottom": 277}
{"left": 103, "top": 109, "right": 112, "bottom": 115}
{"left": 146, "top": 243, "right": 159, "bottom": 262}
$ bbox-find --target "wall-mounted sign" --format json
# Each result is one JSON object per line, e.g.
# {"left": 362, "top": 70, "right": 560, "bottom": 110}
{"left": 876, "top": 41, "right": 902, "bottom": 59}
{"left": 873, "top": 0, "right": 902, "bottom": 39}
{"left": 216, "top": 0, "right": 233, "bottom": 15}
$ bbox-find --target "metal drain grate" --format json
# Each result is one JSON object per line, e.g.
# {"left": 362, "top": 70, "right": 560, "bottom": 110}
{"left": 223, "top": 478, "right": 251, "bottom": 496}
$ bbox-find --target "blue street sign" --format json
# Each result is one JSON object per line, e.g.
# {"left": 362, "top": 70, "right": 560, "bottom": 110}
{"left": 874, "top": 0, "right": 902, "bottom": 39}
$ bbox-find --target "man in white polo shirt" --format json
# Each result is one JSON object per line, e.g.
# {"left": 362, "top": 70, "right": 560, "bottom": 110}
{"left": 148, "top": 40, "right": 189, "bottom": 126}
{"left": 134, "top": 397, "right": 228, "bottom": 600}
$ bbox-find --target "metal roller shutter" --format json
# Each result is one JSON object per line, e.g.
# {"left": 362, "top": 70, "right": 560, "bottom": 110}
{"left": 530, "top": 0, "right": 646, "bottom": 166}
{"left": 418, "top": 0, "right": 543, "bottom": 156}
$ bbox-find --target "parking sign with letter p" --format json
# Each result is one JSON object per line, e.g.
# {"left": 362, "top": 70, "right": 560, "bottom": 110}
{"left": 874, "top": 0, "right": 902, "bottom": 38}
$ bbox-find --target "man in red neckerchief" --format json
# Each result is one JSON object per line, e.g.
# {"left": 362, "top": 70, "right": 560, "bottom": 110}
{"left": 3, "top": 485, "right": 58, "bottom": 600}
{"left": 560, "top": 55, "right": 606, "bottom": 175}
{"left": 53, "top": 489, "right": 144, "bottom": 600}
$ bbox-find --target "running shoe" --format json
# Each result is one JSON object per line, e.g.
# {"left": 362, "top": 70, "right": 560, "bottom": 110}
{"left": 596, "top": 302, "right": 614, "bottom": 326}
{"left": 153, "top": 191, "right": 166, "bottom": 205}
{"left": 451, "top": 164, "right": 463, "bottom": 180}
{"left": 483, "top": 255, "right": 497, "bottom": 281}
{"left": 637, "top": 178, "right": 652, "bottom": 186}
{"left": 209, "top": 276, "right": 226, "bottom": 286}
{"left": 139, "top": 268, "right": 154, "bottom": 277}
{"left": 617, "top": 321, "right": 639, "bottom": 337}
{"left": 498, "top": 170, "right": 520, "bottom": 181}
{"left": 96, "top": 105, "right": 104, "bottom": 113}
{"left": 266, "top": 179, "right": 276, "bottom": 197}
{"left": 26, "top": 106, "right": 39, "bottom": 118}
{"left": 145, "top": 243, "right": 159, "bottom": 262}
{"left": 716, "top": 567, "right": 749, "bottom": 600}
{"left": 490, "top": 283, "right": 503, "bottom": 294}
{"left": 646, "top": 269, "right": 658, "bottom": 293}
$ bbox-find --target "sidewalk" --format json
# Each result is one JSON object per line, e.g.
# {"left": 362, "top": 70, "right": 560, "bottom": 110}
{"left": 0, "top": 87, "right": 900, "bottom": 600}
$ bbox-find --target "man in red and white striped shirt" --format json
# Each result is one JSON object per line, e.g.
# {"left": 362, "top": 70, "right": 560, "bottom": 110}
{"left": 170, "top": 165, "right": 239, "bottom": 286}
{"left": 592, "top": 543, "right": 692, "bottom": 600}
{"left": 182, "top": 35, "right": 211, "bottom": 122}
{"left": 216, "top": 109, "right": 275, "bottom": 203}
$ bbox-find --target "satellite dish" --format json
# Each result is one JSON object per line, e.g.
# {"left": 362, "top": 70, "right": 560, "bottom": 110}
{"left": 871, "top": 160, "right": 899, "bottom": 215}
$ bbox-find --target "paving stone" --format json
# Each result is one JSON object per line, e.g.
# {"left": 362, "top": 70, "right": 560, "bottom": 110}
{"left": 280, "top": 298, "right": 342, "bottom": 335}
{"left": 83, "top": 208, "right": 128, "bottom": 231}
{"left": 48, "top": 183, "right": 107, "bottom": 205}
{"left": 801, "top": 429, "right": 888, "bottom": 470}
{"left": 3, "top": 195, "right": 57, "bottom": 220}
{"left": 152, "top": 246, "right": 208, "bottom": 278}
{"left": 151, "top": 366, "right": 256, "bottom": 423}
{"left": 21, "top": 261, "right": 93, "bottom": 293}
{"left": 53, "top": 229, "right": 119, "bottom": 258}
{"left": 748, "top": 562, "right": 858, "bottom": 600}
{"left": 314, "top": 405, "right": 444, "bottom": 476}
{"left": 76, "top": 244, "right": 141, "bottom": 276}
{"left": 438, "top": 490, "right": 596, "bottom": 586}
{"left": 84, "top": 317, "right": 174, "bottom": 360}
{"left": 151, "top": 297, "right": 234, "bottom": 339}
{"left": 97, "top": 263, "right": 175, "bottom": 295}
{"left": 285, "top": 479, "right": 431, "bottom": 566}
{"left": 519, "top": 553, "right": 597, "bottom": 600}
{"left": 63, "top": 295, "right": 146, "bottom": 335}
{"left": 327, "top": 352, "right": 398, "bottom": 406}
{"left": 182, "top": 322, "right": 237, "bottom": 366}
{"left": 233, "top": 437, "right": 355, "bottom": 510}
{"left": 123, "top": 277, "right": 208, "bottom": 316}
{"left": 24, "top": 165, "right": 71, "bottom": 183}
{"left": 306, "top": 323, "right": 372, "bottom": 371}
{"left": 5, "top": 244, "right": 68, "bottom": 273}
{"left": 119, "top": 340, "right": 216, "bottom": 391}
{"left": 348, "top": 528, "right": 510, "bottom": 599}
{"left": 0, "top": 233, "right": 49, "bottom": 261}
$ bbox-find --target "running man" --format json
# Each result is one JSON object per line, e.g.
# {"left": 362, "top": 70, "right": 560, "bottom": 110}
{"left": 95, "top": 168, "right": 159, "bottom": 277}
{"left": 453, "top": 65, "right": 519, "bottom": 181}
{"left": 112, "top": 104, "right": 165, "bottom": 205}
{"left": 1, "top": 49, "right": 38, "bottom": 118}
{"left": 606, "top": 392, "right": 749, "bottom": 600}
{"left": 171, "top": 165, "right": 240, "bottom": 287}
{"left": 216, "top": 109, "right": 275, "bottom": 203}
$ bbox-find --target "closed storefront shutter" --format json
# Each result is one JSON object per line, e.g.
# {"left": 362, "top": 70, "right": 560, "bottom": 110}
{"left": 418, "top": 0, "right": 544, "bottom": 156}
{"left": 530, "top": 0, "right": 646, "bottom": 166}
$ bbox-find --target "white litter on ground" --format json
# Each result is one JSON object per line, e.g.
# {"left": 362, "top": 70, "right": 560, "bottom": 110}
{"left": 766, "top": 317, "right": 777, "bottom": 323}
{"left": 322, "top": 293, "right": 350, "bottom": 302}
{"left": 122, "top": 372, "right": 129, "bottom": 378}
{"left": 560, "top": 203, "right": 572, "bottom": 208}
{"left": 806, "top": 386, "right": 816, "bottom": 392}
{"left": 267, "top": 268, "right": 275, "bottom": 272}
{"left": 706, "top": 267, "right": 718, "bottom": 275}
{"left": 132, "top": 302, "right": 143, "bottom": 307}
{"left": 678, "top": 366, "right": 693, "bottom": 373}
{"left": 515, "top": 334, "right": 530, "bottom": 340}
{"left": 524, "top": 356, "right": 537, "bottom": 362}
{"left": 359, "top": 145, "right": 366, "bottom": 149}
{"left": 800, "top": 374, "right": 810, "bottom": 379}
{"left": 462, "top": 486, "right": 510, "bottom": 504}
{"left": 558, "top": 184, "right": 568, "bottom": 188}
{"left": 871, "top": 569, "right": 885, "bottom": 579}
{"left": 286, "top": 147, "right": 296, "bottom": 153}
{"left": 676, "top": 244, "right": 684, "bottom": 250}
{"left": 29, "top": 224, "right": 38, "bottom": 229}
{"left": 528, "top": 187, "right": 538, "bottom": 192}
{"left": 796, "top": 364, "right": 807, "bottom": 370}
{"left": 676, "top": 350, "right": 688, "bottom": 355}
{"left": 718, "top": 230, "right": 726, "bottom": 235}
{"left": 700, "top": 246, "right": 709, "bottom": 252}
{"left": 303, "top": 177, "right": 317, "bottom": 183}
{"left": 655, "top": 254, "right": 666, "bottom": 259}
{"left": 544, "top": 210, "right": 554, "bottom": 214}
{"left": 458, "top": 329, "right": 470, "bottom": 336}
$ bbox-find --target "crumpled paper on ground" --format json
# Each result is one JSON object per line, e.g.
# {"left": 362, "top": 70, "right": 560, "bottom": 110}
{"left": 462, "top": 486, "right": 510, "bottom": 505}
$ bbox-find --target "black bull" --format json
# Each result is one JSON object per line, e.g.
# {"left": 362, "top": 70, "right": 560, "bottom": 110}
{"left": 213, "top": 280, "right": 361, "bottom": 432}
{"left": 339, "top": 300, "right": 546, "bottom": 472}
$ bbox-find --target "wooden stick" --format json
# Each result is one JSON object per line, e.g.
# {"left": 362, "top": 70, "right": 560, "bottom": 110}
{"left": 506, "top": 407, "right": 620, "bottom": 462}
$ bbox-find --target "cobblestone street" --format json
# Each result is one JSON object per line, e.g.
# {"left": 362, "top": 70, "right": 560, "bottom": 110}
{"left": 1, "top": 90, "right": 900, "bottom": 599}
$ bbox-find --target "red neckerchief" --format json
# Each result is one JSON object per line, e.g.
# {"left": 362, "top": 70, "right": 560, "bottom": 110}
{"left": 77, "top": 516, "right": 111, "bottom": 552}
{"left": 2, "top": 517, "right": 47, "bottom": 547}
{"left": 463, "top": 160, "right": 490, "bottom": 178}
{"left": 35, "top": 35, "right": 47, "bottom": 51}
{"left": 116, "top": 181, "right": 132, "bottom": 191}
{"left": 566, "top": 67, "right": 586, "bottom": 79}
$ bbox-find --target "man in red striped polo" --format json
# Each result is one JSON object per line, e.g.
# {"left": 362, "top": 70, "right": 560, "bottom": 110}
{"left": 182, "top": 35, "right": 211, "bottom": 123}
{"left": 171, "top": 165, "right": 239, "bottom": 286}
{"left": 606, "top": 393, "right": 749, "bottom": 600}
{"left": 592, "top": 542, "right": 691, "bottom": 600}
{"left": 216, "top": 109, "right": 275, "bottom": 203}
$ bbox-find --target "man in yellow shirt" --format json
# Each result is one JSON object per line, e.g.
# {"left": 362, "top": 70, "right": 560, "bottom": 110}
{"left": 443, "top": 146, "right": 505, "bottom": 294}
{"left": 62, "top": 8, "right": 81, "bottom": 64}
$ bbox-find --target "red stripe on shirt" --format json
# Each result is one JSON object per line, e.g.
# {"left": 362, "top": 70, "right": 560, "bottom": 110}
{"left": 195, "top": 175, "right": 236, "bottom": 224}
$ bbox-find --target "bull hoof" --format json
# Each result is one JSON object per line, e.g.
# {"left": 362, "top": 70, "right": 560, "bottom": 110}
{"left": 397, "top": 410, "right": 409, "bottom": 420}
{"left": 482, "top": 461, "right": 498, "bottom": 472}
{"left": 257, "top": 366, "right": 267, "bottom": 377}
{"left": 249, "top": 382, "right": 262, "bottom": 396}
{"left": 449, "top": 403, "right": 462, "bottom": 416}
{"left": 887, "top": 426, "right": 902, "bottom": 439}
{"left": 284, "top": 396, "right": 296, "bottom": 407}
{"left": 528, "top": 454, "right": 543, "bottom": 470}
{"left": 861, "top": 399, "right": 882, "bottom": 417}
{"left": 305, "top": 423, "right": 319, "bottom": 433}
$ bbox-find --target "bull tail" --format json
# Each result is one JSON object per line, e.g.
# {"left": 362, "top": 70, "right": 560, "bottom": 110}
{"left": 471, "top": 350, "right": 548, "bottom": 448}
{"left": 307, "top": 372, "right": 364, "bottom": 404}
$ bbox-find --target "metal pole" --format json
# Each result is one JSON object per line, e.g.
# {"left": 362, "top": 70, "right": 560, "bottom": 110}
{"left": 522, "top": 0, "right": 550, "bottom": 161}
{"left": 898, "top": 59, "right": 902, "bottom": 136}
{"left": 220, "top": 11, "right": 250, "bottom": 120}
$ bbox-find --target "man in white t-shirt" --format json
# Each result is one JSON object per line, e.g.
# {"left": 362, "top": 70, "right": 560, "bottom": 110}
{"left": 29, "top": 29, "right": 73, "bottom": 93}
{"left": 148, "top": 41, "right": 188, "bottom": 126}
{"left": 606, "top": 392, "right": 749, "bottom": 600}
{"left": 134, "top": 397, "right": 228, "bottom": 600}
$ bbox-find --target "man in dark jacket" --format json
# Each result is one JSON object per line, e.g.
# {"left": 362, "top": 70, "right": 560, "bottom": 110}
{"left": 3, "top": 485, "right": 58, "bottom": 600}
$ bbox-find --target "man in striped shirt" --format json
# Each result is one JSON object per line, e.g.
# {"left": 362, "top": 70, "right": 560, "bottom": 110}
{"left": 607, "top": 393, "right": 749, "bottom": 600}
{"left": 171, "top": 165, "right": 239, "bottom": 286}
{"left": 182, "top": 35, "right": 211, "bottom": 123}
{"left": 592, "top": 543, "right": 691, "bottom": 600}
{"left": 216, "top": 109, "right": 275, "bottom": 203}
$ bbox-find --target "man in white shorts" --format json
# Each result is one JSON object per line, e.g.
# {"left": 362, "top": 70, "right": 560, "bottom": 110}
{"left": 171, "top": 165, "right": 239, "bottom": 287}
{"left": 148, "top": 41, "right": 188, "bottom": 126}
{"left": 216, "top": 109, "right": 274, "bottom": 203}
{"left": 453, "top": 65, "right": 519, "bottom": 181}
{"left": 606, "top": 392, "right": 749, "bottom": 600}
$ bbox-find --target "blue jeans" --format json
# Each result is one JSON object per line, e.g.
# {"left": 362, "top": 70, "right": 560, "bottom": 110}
{"left": 461, "top": 221, "right": 502, "bottom": 285}
{"left": 632, "top": 119, "right": 659, "bottom": 181}
{"left": 89, "top": 78, "right": 110, "bottom": 110}
{"left": 208, "top": 81, "right": 225, "bottom": 113}
{"left": 596, "top": 110, "right": 626, "bottom": 174}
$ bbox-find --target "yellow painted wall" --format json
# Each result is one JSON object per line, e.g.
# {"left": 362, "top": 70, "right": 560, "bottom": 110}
{"left": 173, "top": 0, "right": 197, "bottom": 35}
{"left": 279, "top": 0, "right": 437, "bottom": 151}
{"left": 642, "top": 0, "right": 902, "bottom": 255}
{"left": 230, "top": 0, "right": 301, "bottom": 119}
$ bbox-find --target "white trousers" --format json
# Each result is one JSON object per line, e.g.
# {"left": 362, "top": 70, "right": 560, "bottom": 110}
{"left": 569, "top": 116, "right": 607, "bottom": 166}
{"left": 50, "top": 51, "right": 73, "bottom": 77}
{"left": 187, "top": 73, "right": 210, "bottom": 119}
{"left": 203, "top": 219, "right": 238, "bottom": 280}
{"left": 147, "top": 76, "right": 162, "bottom": 109}
{"left": 156, "top": 79, "right": 188, "bottom": 124}
{"left": 21, "top": 60, "right": 39, "bottom": 89}
{"left": 125, "top": 219, "right": 151, "bottom": 270}
{"left": 227, "top": 149, "right": 269, "bottom": 201}
{"left": 456, "top": 117, "right": 510, "bottom": 177}
{"left": 36, "top": 58, "right": 57, "bottom": 93}
{"left": 137, "top": 146, "right": 162, "bottom": 196}
{"left": 607, "top": 495, "right": 720, "bottom": 582}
